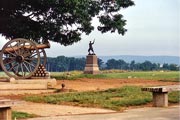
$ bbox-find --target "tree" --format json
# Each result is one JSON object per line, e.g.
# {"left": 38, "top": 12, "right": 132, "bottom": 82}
{"left": 140, "top": 61, "right": 153, "bottom": 71}
{"left": 162, "top": 63, "right": 169, "bottom": 70}
{"left": 46, "top": 56, "right": 86, "bottom": 72}
{"left": 106, "top": 59, "right": 128, "bottom": 70}
{"left": 0, "top": 0, "right": 134, "bottom": 45}
{"left": 106, "top": 59, "right": 118, "bottom": 69}
{"left": 68, "top": 57, "right": 86, "bottom": 71}
{"left": 169, "top": 64, "right": 179, "bottom": 71}
{"left": 98, "top": 58, "right": 104, "bottom": 69}
{"left": 117, "top": 59, "right": 127, "bottom": 69}
{"left": 130, "top": 60, "right": 135, "bottom": 70}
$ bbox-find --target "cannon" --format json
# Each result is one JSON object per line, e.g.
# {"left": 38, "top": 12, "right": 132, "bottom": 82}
{"left": 0, "top": 38, "right": 50, "bottom": 79}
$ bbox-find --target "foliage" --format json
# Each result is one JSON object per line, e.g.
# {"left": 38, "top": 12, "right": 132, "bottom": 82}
{"left": 0, "top": 0, "right": 134, "bottom": 45}
{"left": 43, "top": 56, "right": 180, "bottom": 72}
{"left": 46, "top": 56, "right": 103, "bottom": 72}
{"left": 12, "top": 111, "right": 36, "bottom": 119}
{"left": 46, "top": 56, "right": 86, "bottom": 72}
{"left": 24, "top": 86, "right": 152, "bottom": 110}
{"left": 106, "top": 59, "right": 128, "bottom": 69}
{"left": 1, "top": 54, "right": 178, "bottom": 72}
{"left": 106, "top": 59, "right": 179, "bottom": 71}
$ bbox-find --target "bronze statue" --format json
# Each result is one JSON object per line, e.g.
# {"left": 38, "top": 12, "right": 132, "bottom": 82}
{"left": 88, "top": 39, "right": 95, "bottom": 55}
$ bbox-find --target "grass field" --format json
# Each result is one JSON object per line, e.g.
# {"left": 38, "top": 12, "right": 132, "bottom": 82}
{"left": 0, "top": 71, "right": 179, "bottom": 81}
{"left": 24, "top": 86, "right": 180, "bottom": 111}
{"left": 50, "top": 70, "right": 179, "bottom": 82}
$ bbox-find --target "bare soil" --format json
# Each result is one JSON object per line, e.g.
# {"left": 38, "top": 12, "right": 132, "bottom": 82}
{"left": 2, "top": 78, "right": 178, "bottom": 100}
{"left": 56, "top": 78, "right": 178, "bottom": 91}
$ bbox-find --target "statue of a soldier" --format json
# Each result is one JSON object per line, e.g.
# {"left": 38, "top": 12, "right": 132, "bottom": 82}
{"left": 88, "top": 39, "right": 95, "bottom": 55}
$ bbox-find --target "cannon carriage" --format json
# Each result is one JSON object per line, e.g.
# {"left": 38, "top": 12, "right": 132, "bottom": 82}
{"left": 0, "top": 38, "right": 50, "bottom": 79}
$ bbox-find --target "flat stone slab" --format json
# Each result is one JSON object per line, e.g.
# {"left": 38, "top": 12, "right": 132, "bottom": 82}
{"left": 0, "top": 90, "right": 56, "bottom": 95}
{"left": 0, "top": 78, "right": 57, "bottom": 90}
{"left": 142, "top": 85, "right": 180, "bottom": 92}
{"left": 9, "top": 78, "right": 56, "bottom": 84}
{"left": 0, "top": 84, "right": 47, "bottom": 90}
{"left": 0, "top": 99, "right": 15, "bottom": 108}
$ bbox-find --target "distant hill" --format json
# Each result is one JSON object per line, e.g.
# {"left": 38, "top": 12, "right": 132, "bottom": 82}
{"left": 98, "top": 55, "right": 180, "bottom": 65}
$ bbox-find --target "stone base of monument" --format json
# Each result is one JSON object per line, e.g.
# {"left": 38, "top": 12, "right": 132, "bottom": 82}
{"left": 84, "top": 55, "right": 100, "bottom": 74}
{"left": 0, "top": 78, "right": 57, "bottom": 90}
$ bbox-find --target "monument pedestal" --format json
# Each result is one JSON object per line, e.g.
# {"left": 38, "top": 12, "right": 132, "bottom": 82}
{"left": 84, "top": 55, "right": 100, "bottom": 74}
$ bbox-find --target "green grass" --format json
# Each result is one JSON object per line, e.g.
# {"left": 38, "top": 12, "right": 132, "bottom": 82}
{"left": 0, "top": 72, "right": 9, "bottom": 79}
{"left": 50, "top": 71, "right": 179, "bottom": 82}
{"left": 24, "top": 86, "right": 152, "bottom": 110}
{"left": 0, "top": 71, "right": 179, "bottom": 81}
{"left": 169, "top": 91, "right": 180, "bottom": 103}
{"left": 24, "top": 86, "right": 180, "bottom": 111}
{"left": 102, "top": 71, "right": 179, "bottom": 80}
{"left": 50, "top": 71, "right": 83, "bottom": 80}
{"left": 12, "top": 111, "right": 36, "bottom": 119}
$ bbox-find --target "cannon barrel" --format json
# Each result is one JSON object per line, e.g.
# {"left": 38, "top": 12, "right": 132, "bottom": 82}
{"left": 1, "top": 42, "right": 50, "bottom": 54}
{"left": 0, "top": 38, "right": 50, "bottom": 79}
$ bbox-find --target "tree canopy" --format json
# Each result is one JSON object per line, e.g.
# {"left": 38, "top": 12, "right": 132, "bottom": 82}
{"left": 0, "top": 0, "right": 134, "bottom": 45}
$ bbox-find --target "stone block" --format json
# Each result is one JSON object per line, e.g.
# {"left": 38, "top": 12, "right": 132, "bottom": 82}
{"left": 84, "top": 55, "right": 100, "bottom": 74}
{"left": 0, "top": 78, "right": 57, "bottom": 90}
{"left": 153, "top": 92, "right": 168, "bottom": 107}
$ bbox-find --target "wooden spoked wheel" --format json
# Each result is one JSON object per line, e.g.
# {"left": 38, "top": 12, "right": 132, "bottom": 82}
{"left": 0, "top": 38, "right": 40, "bottom": 79}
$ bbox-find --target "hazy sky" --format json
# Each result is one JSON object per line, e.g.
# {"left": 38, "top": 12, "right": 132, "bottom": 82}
{"left": 0, "top": 0, "right": 179, "bottom": 57}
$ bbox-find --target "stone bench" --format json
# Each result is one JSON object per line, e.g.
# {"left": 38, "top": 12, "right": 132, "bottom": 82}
{"left": 141, "top": 85, "right": 180, "bottom": 107}
{"left": 0, "top": 99, "right": 14, "bottom": 120}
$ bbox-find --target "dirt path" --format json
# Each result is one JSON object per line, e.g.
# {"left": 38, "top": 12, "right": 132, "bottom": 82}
{"left": 56, "top": 78, "right": 178, "bottom": 91}
{"left": 12, "top": 101, "right": 115, "bottom": 117}
{"left": 26, "top": 105, "right": 180, "bottom": 120}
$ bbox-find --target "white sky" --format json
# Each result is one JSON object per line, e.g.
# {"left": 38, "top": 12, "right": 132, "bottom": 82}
{"left": 0, "top": 0, "right": 179, "bottom": 57}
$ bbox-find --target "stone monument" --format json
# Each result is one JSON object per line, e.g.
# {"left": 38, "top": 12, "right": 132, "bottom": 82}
{"left": 84, "top": 39, "right": 100, "bottom": 74}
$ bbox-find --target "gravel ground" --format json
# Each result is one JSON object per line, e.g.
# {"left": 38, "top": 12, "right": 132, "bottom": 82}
{"left": 12, "top": 101, "right": 115, "bottom": 117}
{"left": 25, "top": 105, "right": 180, "bottom": 120}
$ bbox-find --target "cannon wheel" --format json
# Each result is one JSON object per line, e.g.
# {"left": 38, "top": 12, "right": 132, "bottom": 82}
{"left": 0, "top": 38, "right": 40, "bottom": 79}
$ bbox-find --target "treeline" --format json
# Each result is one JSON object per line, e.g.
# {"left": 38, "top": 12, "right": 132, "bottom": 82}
{"left": 105, "top": 59, "right": 179, "bottom": 71}
{"left": 46, "top": 56, "right": 179, "bottom": 72}
{"left": 46, "top": 56, "right": 86, "bottom": 72}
